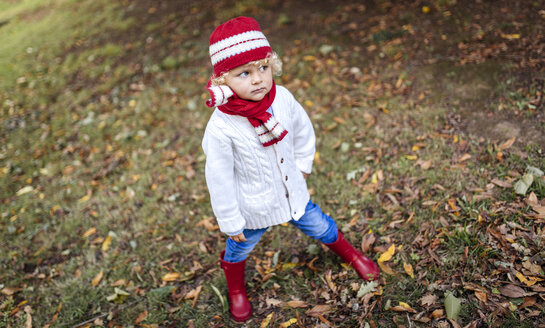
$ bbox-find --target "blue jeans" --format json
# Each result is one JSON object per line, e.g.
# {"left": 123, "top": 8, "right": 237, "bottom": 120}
{"left": 223, "top": 200, "right": 338, "bottom": 263}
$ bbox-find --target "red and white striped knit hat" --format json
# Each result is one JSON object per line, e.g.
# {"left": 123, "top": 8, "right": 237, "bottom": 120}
{"left": 209, "top": 16, "right": 272, "bottom": 77}
{"left": 206, "top": 17, "right": 273, "bottom": 107}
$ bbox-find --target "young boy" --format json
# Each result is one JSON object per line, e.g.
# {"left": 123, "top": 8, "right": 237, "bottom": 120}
{"left": 202, "top": 16, "right": 379, "bottom": 322}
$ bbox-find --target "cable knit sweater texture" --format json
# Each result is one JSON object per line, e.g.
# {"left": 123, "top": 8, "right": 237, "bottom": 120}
{"left": 202, "top": 85, "right": 315, "bottom": 234}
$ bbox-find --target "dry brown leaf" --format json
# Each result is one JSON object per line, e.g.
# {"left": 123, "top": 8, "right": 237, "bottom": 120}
{"left": 419, "top": 294, "right": 438, "bottom": 307}
{"left": 1, "top": 287, "right": 18, "bottom": 296}
{"left": 491, "top": 178, "right": 512, "bottom": 188}
{"left": 377, "top": 261, "right": 396, "bottom": 275}
{"left": 305, "top": 304, "right": 331, "bottom": 317}
{"left": 195, "top": 217, "right": 219, "bottom": 231}
{"left": 333, "top": 116, "right": 345, "bottom": 124}
{"left": 307, "top": 257, "right": 319, "bottom": 271}
{"left": 474, "top": 290, "right": 487, "bottom": 304}
{"left": 135, "top": 310, "right": 148, "bottom": 324}
{"left": 498, "top": 284, "right": 526, "bottom": 298}
{"left": 448, "top": 318, "right": 462, "bottom": 328}
{"left": 286, "top": 300, "right": 308, "bottom": 308}
{"left": 24, "top": 306, "right": 32, "bottom": 328}
{"left": 527, "top": 192, "right": 539, "bottom": 205}
{"left": 417, "top": 159, "right": 432, "bottom": 170}
{"left": 499, "top": 137, "right": 516, "bottom": 150}
{"left": 111, "top": 279, "right": 126, "bottom": 287}
{"left": 431, "top": 308, "right": 444, "bottom": 319}
{"left": 518, "top": 296, "right": 536, "bottom": 310}
{"left": 82, "top": 227, "right": 97, "bottom": 238}
{"left": 458, "top": 153, "right": 472, "bottom": 162}
{"left": 266, "top": 298, "right": 283, "bottom": 307}
{"left": 184, "top": 285, "right": 202, "bottom": 308}
{"left": 390, "top": 304, "right": 417, "bottom": 313}
{"left": 523, "top": 260, "right": 543, "bottom": 276}
{"left": 361, "top": 233, "right": 376, "bottom": 253}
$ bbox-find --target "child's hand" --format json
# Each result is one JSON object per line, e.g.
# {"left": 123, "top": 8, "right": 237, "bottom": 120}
{"left": 230, "top": 232, "right": 247, "bottom": 243}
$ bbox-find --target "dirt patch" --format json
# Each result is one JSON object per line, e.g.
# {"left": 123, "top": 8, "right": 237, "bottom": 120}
{"left": 19, "top": 5, "right": 52, "bottom": 22}
{"left": 465, "top": 111, "right": 545, "bottom": 145}
{"left": 411, "top": 60, "right": 545, "bottom": 146}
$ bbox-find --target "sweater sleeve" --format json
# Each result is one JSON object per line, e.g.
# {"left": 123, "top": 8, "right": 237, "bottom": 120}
{"left": 289, "top": 92, "right": 316, "bottom": 174}
{"left": 202, "top": 125, "right": 246, "bottom": 235}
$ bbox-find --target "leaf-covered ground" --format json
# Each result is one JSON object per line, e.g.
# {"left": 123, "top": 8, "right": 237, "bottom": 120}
{"left": 1, "top": 0, "right": 544, "bottom": 327}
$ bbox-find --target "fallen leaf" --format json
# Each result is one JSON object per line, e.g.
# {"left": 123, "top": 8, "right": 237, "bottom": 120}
{"left": 417, "top": 159, "right": 432, "bottom": 170}
{"left": 499, "top": 137, "right": 516, "bottom": 150}
{"left": 515, "top": 271, "right": 543, "bottom": 287}
{"left": 378, "top": 244, "right": 396, "bottom": 262}
{"left": 523, "top": 260, "right": 543, "bottom": 276}
{"left": 361, "top": 232, "right": 376, "bottom": 253}
{"left": 78, "top": 193, "right": 91, "bottom": 203}
{"left": 491, "top": 178, "right": 512, "bottom": 188}
{"left": 458, "top": 153, "right": 472, "bottom": 162}
{"left": 101, "top": 235, "right": 112, "bottom": 251}
{"left": 498, "top": 284, "right": 526, "bottom": 298}
{"left": 390, "top": 302, "right": 417, "bottom": 313}
{"left": 82, "top": 227, "right": 97, "bottom": 238}
{"left": 279, "top": 318, "right": 298, "bottom": 327}
{"left": 106, "top": 287, "right": 130, "bottom": 303}
{"left": 135, "top": 310, "right": 148, "bottom": 324}
{"left": 261, "top": 313, "right": 274, "bottom": 328}
{"left": 162, "top": 272, "right": 181, "bottom": 282}
{"left": 266, "top": 298, "right": 284, "bottom": 307}
{"left": 514, "top": 173, "right": 534, "bottom": 195}
{"left": 445, "top": 292, "right": 461, "bottom": 320}
{"left": 501, "top": 33, "right": 520, "bottom": 39}
{"left": 377, "top": 261, "right": 396, "bottom": 275}
{"left": 419, "top": 294, "right": 438, "bottom": 307}
{"left": 184, "top": 285, "right": 202, "bottom": 308}
{"left": 305, "top": 304, "right": 331, "bottom": 317}
{"left": 195, "top": 217, "right": 219, "bottom": 231}
{"left": 286, "top": 300, "right": 308, "bottom": 308}
{"left": 448, "top": 318, "right": 462, "bottom": 328}
{"left": 24, "top": 306, "right": 32, "bottom": 328}
{"left": 403, "top": 262, "right": 414, "bottom": 278}
{"left": 357, "top": 281, "right": 378, "bottom": 298}
{"left": 16, "top": 186, "right": 34, "bottom": 196}
{"left": 474, "top": 290, "right": 487, "bottom": 304}
{"left": 1, "top": 287, "right": 17, "bottom": 296}
{"left": 518, "top": 296, "right": 536, "bottom": 310}
{"left": 91, "top": 269, "right": 103, "bottom": 287}
{"left": 431, "top": 308, "right": 444, "bottom": 319}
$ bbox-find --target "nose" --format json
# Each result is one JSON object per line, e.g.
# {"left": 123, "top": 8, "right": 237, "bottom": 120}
{"left": 251, "top": 72, "right": 262, "bottom": 85}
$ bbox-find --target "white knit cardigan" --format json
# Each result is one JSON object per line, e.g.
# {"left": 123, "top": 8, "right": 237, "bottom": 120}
{"left": 202, "top": 85, "right": 315, "bottom": 235}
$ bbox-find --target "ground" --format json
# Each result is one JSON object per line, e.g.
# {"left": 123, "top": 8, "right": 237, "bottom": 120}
{"left": 0, "top": 0, "right": 544, "bottom": 327}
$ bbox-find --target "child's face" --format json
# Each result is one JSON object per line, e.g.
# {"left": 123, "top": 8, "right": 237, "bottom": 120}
{"left": 225, "top": 61, "right": 273, "bottom": 102}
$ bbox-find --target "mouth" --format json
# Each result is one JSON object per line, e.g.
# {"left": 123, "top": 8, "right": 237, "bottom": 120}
{"left": 252, "top": 87, "right": 266, "bottom": 94}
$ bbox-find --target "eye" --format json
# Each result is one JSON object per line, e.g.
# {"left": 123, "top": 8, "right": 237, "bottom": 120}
{"left": 259, "top": 65, "right": 268, "bottom": 72}
{"left": 238, "top": 71, "right": 249, "bottom": 77}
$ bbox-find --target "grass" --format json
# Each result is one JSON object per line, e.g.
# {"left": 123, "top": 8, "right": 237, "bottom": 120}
{"left": 1, "top": 0, "right": 545, "bottom": 327}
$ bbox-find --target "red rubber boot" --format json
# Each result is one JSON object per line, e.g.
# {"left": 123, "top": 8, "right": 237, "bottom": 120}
{"left": 324, "top": 230, "right": 380, "bottom": 281}
{"left": 220, "top": 251, "right": 252, "bottom": 322}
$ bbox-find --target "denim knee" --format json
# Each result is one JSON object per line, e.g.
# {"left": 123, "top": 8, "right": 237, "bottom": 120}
{"left": 224, "top": 228, "right": 267, "bottom": 262}
{"left": 292, "top": 200, "right": 338, "bottom": 244}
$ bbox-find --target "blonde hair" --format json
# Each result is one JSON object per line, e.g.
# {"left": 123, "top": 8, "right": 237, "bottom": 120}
{"left": 211, "top": 52, "right": 282, "bottom": 86}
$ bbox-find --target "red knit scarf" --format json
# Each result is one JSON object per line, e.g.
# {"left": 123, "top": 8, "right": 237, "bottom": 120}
{"left": 216, "top": 82, "right": 287, "bottom": 147}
